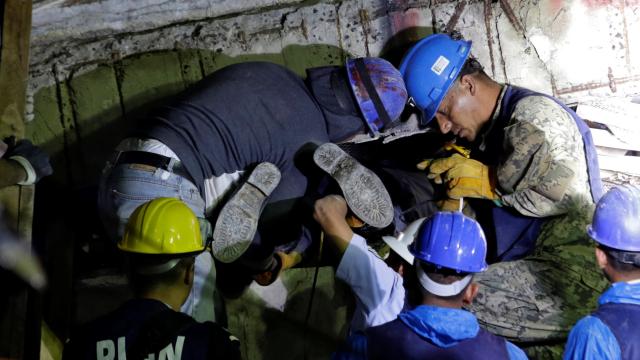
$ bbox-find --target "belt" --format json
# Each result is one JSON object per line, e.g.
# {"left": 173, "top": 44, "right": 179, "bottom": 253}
{"left": 114, "top": 151, "right": 194, "bottom": 183}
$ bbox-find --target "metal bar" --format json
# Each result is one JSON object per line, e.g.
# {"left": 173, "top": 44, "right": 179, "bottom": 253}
{"left": 555, "top": 74, "right": 640, "bottom": 95}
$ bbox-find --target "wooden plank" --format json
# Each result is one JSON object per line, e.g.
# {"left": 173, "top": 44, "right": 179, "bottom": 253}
{"left": 577, "top": 99, "right": 640, "bottom": 132}
{"left": 0, "top": 1, "right": 34, "bottom": 358}
{"left": 577, "top": 99, "right": 640, "bottom": 146}
{"left": 591, "top": 128, "right": 640, "bottom": 152}
{"left": 0, "top": 0, "right": 30, "bottom": 139}
{"left": 596, "top": 146, "right": 627, "bottom": 157}
{"left": 598, "top": 153, "right": 640, "bottom": 176}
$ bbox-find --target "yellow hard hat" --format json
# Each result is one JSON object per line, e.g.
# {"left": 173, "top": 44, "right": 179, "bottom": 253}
{"left": 119, "top": 198, "right": 204, "bottom": 255}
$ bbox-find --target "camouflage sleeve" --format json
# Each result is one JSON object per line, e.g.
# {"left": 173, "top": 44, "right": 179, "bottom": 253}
{"left": 497, "top": 96, "right": 586, "bottom": 217}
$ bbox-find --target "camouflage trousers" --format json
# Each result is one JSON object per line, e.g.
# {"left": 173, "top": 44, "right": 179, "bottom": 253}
{"left": 467, "top": 204, "right": 609, "bottom": 343}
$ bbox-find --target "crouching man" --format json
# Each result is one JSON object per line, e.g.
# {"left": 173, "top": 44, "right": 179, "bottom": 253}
{"left": 63, "top": 198, "right": 240, "bottom": 359}
{"left": 313, "top": 195, "right": 526, "bottom": 359}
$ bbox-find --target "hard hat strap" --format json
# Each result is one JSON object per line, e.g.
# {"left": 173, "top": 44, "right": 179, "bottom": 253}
{"left": 416, "top": 263, "right": 472, "bottom": 297}
{"left": 608, "top": 249, "right": 640, "bottom": 267}
{"left": 354, "top": 58, "right": 393, "bottom": 133}
{"left": 198, "top": 217, "right": 213, "bottom": 248}
{"left": 135, "top": 259, "right": 181, "bottom": 275}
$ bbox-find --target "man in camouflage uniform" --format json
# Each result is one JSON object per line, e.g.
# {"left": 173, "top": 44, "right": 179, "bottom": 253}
{"left": 400, "top": 33, "right": 608, "bottom": 352}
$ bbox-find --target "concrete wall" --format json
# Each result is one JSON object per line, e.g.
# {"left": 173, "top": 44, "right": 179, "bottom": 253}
{"left": 27, "top": 0, "right": 640, "bottom": 180}
{"left": 26, "top": 0, "right": 640, "bottom": 358}
{"left": 29, "top": 0, "right": 640, "bottom": 102}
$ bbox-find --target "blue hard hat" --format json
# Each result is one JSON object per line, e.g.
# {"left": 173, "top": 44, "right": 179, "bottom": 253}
{"left": 346, "top": 57, "right": 408, "bottom": 136}
{"left": 587, "top": 185, "right": 640, "bottom": 251}
{"left": 399, "top": 34, "right": 472, "bottom": 124}
{"left": 409, "top": 211, "right": 488, "bottom": 273}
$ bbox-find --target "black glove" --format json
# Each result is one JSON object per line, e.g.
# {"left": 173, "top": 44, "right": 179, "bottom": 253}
{"left": 6, "top": 139, "right": 53, "bottom": 185}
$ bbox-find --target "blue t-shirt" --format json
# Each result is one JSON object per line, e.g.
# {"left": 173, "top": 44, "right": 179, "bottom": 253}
{"left": 62, "top": 298, "right": 240, "bottom": 360}
{"left": 138, "top": 62, "right": 366, "bottom": 255}
{"left": 140, "top": 62, "right": 364, "bottom": 197}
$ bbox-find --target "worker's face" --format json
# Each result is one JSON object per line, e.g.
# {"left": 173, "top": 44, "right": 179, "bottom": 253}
{"left": 434, "top": 78, "right": 483, "bottom": 142}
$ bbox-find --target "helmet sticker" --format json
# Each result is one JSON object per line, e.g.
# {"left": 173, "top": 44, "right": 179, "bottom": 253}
{"left": 431, "top": 55, "right": 450, "bottom": 76}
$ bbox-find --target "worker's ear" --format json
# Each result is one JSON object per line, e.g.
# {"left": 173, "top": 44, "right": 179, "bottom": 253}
{"left": 595, "top": 247, "right": 608, "bottom": 270}
{"left": 184, "top": 260, "right": 195, "bottom": 286}
{"left": 461, "top": 282, "right": 479, "bottom": 306}
{"left": 397, "top": 262, "right": 405, "bottom": 277}
{"left": 459, "top": 74, "right": 476, "bottom": 96}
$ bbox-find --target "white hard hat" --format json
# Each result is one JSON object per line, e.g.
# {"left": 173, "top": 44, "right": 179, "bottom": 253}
{"left": 382, "top": 217, "right": 425, "bottom": 264}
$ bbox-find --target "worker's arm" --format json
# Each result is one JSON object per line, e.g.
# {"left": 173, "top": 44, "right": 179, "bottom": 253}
{"left": 1, "top": 139, "right": 53, "bottom": 187}
{"left": 0, "top": 158, "right": 28, "bottom": 188}
{"left": 313, "top": 195, "right": 354, "bottom": 256}
{"left": 314, "top": 195, "right": 405, "bottom": 331}
{"left": 499, "top": 97, "right": 589, "bottom": 217}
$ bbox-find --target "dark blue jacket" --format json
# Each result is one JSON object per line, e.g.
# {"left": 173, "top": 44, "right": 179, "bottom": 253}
{"left": 62, "top": 298, "right": 240, "bottom": 360}
{"left": 138, "top": 62, "right": 366, "bottom": 261}
{"left": 334, "top": 305, "right": 527, "bottom": 359}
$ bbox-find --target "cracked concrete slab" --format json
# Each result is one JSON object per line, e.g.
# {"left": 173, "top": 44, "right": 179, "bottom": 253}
{"left": 29, "top": 0, "right": 640, "bottom": 105}
{"left": 31, "top": 0, "right": 306, "bottom": 45}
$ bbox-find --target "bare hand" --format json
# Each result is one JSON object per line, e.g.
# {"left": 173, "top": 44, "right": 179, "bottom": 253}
{"left": 313, "top": 195, "right": 352, "bottom": 241}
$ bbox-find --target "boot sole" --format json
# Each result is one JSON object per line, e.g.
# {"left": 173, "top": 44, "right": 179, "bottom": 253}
{"left": 313, "top": 143, "right": 393, "bottom": 228}
{"left": 212, "top": 162, "right": 281, "bottom": 263}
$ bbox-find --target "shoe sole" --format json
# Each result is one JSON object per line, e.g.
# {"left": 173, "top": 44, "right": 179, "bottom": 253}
{"left": 313, "top": 143, "right": 393, "bottom": 228}
{"left": 212, "top": 162, "right": 281, "bottom": 263}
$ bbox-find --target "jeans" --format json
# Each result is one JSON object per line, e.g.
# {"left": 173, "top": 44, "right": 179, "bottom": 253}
{"left": 97, "top": 160, "right": 219, "bottom": 322}
{"left": 98, "top": 161, "right": 205, "bottom": 239}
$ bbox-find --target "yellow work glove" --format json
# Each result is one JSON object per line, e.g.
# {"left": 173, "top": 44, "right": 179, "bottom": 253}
{"left": 427, "top": 154, "right": 499, "bottom": 200}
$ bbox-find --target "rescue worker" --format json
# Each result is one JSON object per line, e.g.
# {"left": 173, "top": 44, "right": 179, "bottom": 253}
{"left": 312, "top": 194, "right": 415, "bottom": 333}
{"left": 97, "top": 59, "right": 408, "bottom": 312}
{"left": 400, "top": 33, "right": 608, "bottom": 344}
{"left": 563, "top": 184, "right": 640, "bottom": 360}
{"left": 0, "top": 137, "right": 52, "bottom": 290}
{"left": 0, "top": 137, "right": 52, "bottom": 188}
{"left": 62, "top": 198, "right": 241, "bottom": 360}
{"left": 315, "top": 195, "right": 526, "bottom": 359}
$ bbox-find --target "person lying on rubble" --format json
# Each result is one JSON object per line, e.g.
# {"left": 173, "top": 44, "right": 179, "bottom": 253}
{"left": 97, "top": 57, "right": 416, "bottom": 318}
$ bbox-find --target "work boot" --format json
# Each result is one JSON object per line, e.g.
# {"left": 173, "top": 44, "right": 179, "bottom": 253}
{"left": 313, "top": 143, "right": 393, "bottom": 228}
{"left": 212, "top": 162, "right": 281, "bottom": 263}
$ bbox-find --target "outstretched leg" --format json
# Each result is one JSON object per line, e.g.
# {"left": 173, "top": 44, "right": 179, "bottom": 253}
{"left": 313, "top": 143, "right": 393, "bottom": 228}
{"left": 212, "top": 162, "right": 281, "bottom": 263}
